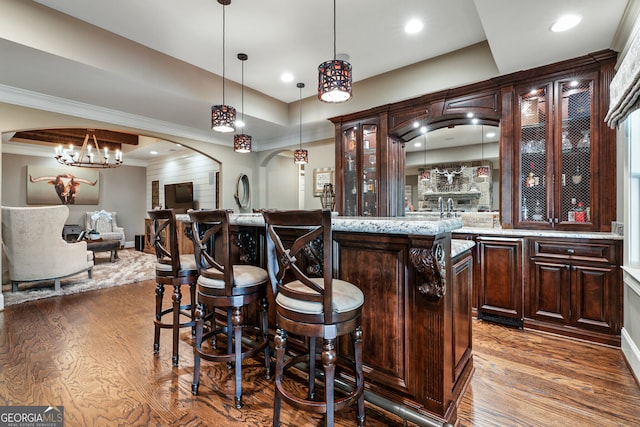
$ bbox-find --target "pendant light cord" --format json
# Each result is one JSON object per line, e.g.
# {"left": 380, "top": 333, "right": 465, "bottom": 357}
{"left": 222, "top": 3, "right": 226, "bottom": 103}
{"left": 241, "top": 57, "right": 244, "bottom": 123}
{"left": 332, "top": 0, "right": 337, "bottom": 60}
{"left": 299, "top": 85, "right": 303, "bottom": 149}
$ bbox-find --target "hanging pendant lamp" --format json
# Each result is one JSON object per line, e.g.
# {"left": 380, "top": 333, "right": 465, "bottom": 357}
{"left": 294, "top": 82, "right": 309, "bottom": 164}
{"left": 318, "top": 0, "right": 352, "bottom": 103}
{"left": 211, "top": 0, "right": 236, "bottom": 133}
{"left": 234, "top": 53, "right": 252, "bottom": 153}
{"left": 477, "top": 125, "right": 490, "bottom": 178}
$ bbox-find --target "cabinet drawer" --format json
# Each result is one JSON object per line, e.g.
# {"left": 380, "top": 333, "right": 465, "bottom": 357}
{"left": 530, "top": 239, "right": 617, "bottom": 263}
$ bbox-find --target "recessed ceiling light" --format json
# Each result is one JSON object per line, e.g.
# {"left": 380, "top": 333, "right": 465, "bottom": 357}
{"left": 420, "top": 126, "right": 427, "bottom": 133}
{"left": 150, "top": 150, "right": 158, "bottom": 155}
{"left": 413, "top": 121, "right": 420, "bottom": 128}
{"left": 405, "top": 19, "right": 423, "bottom": 34}
{"left": 550, "top": 14, "right": 581, "bottom": 32}
{"left": 414, "top": 141, "right": 422, "bottom": 147}
{"left": 235, "top": 119, "right": 245, "bottom": 128}
{"left": 280, "top": 72, "right": 293, "bottom": 82}
{"left": 486, "top": 132, "right": 496, "bottom": 138}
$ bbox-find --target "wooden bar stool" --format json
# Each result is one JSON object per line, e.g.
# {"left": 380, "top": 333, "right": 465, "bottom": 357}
{"left": 148, "top": 209, "right": 198, "bottom": 367}
{"left": 188, "top": 209, "right": 271, "bottom": 409}
{"left": 263, "top": 209, "right": 365, "bottom": 427}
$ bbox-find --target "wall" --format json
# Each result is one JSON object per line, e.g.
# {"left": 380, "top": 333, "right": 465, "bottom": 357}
{"left": 1, "top": 152, "right": 146, "bottom": 244}
{"left": 146, "top": 151, "right": 220, "bottom": 211}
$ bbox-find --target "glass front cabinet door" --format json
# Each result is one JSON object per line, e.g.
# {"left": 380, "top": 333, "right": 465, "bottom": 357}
{"left": 515, "top": 73, "right": 598, "bottom": 230}
{"left": 340, "top": 120, "right": 379, "bottom": 216}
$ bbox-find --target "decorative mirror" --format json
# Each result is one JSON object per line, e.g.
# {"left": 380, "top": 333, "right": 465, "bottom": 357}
{"left": 234, "top": 173, "right": 251, "bottom": 209}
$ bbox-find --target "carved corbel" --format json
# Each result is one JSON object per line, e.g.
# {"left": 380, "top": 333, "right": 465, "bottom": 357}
{"left": 409, "top": 242, "right": 446, "bottom": 300}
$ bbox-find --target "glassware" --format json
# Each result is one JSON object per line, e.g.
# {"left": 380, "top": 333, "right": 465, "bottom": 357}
{"left": 578, "top": 130, "right": 590, "bottom": 148}
{"left": 562, "top": 131, "right": 572, "bottom": 151}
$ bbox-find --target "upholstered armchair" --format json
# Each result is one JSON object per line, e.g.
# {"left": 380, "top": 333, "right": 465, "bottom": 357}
{"left": 1, "top": 205, "right": 94, "bottom": 292}
{"left": 85, "top": 210, "right": 125, "bottom": 247}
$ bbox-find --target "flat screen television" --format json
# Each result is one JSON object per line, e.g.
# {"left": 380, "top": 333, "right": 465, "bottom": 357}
{"left": 164, "top": 182, "right": 194, "bottom": 213}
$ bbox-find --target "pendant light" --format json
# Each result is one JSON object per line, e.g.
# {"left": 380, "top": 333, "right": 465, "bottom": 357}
{"left": 477, "top": 125, "right": 490, "bottom": 178}
{"left": 317, "top": 0, "right": 352, "bottom": 103}
{"left": 294, "top": 82, "right": 309, "bottom": 164}
{"left": 211, "top": 0, "right": 236, "bottom": 133}
{"left": 234, "top": 53, "right": 252, "bottom": 153}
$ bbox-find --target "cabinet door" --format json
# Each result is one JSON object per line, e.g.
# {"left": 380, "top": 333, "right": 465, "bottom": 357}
{"left": 555, "top": 76, "right": 596, "bottom": 228}
{"left": 340, "top": 121, "right": 379, "bottom": 216}
{"left": 528, "top": 259, "right": 571, "bottom": 324}
{"left": 516, "top": 83, "right": 553, "bottom": 228}
{"left": 477, "top": 237, "right": 523, "bottom": 326}
{"left": 452, "top": 252, "right": 473, "bottom": 383}
{"left": 571, "top": 263, "right": 618, "bottom": 334}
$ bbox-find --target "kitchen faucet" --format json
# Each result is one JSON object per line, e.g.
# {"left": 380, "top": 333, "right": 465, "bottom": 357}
{"left": 447, "top": 198, "right": 454, "bottom": 218}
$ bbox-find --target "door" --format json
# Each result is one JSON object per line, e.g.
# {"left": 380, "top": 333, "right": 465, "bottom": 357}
{"left": 477, "top": 237, "right": 523, "bottom": 326}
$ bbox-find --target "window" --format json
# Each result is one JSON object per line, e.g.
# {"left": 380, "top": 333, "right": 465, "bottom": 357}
{"left": 627, "top": 109, "right": 640, "bottom": 267}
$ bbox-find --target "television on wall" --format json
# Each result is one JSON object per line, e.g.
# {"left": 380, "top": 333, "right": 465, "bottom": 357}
{"left": 164, "top": 182, "right": 194, "bottom": 213}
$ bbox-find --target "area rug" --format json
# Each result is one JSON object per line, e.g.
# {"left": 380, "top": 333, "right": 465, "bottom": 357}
{"left": 2, "top": 249, "right": 156, "bottom": 307}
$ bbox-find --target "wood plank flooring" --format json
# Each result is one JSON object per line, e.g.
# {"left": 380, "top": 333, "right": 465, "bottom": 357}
{"left": 1, "top": 278, "right": 639, "bottom": 426}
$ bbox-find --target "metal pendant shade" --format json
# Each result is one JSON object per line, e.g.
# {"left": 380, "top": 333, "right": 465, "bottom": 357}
{"left": 234, "top": 53, "right": 252, "bottom": 153}
{"left": 318, "top": 0, "right": 352, "bottom": 103}
{"left": 294, "top": 82, "right": 308, "bottom": 164}
{"left": 211, "top": 0, "right": 236, "bottom": 133}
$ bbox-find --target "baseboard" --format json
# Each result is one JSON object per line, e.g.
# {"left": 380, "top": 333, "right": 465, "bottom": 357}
{"left": 124, "top": 241, "right": 135, "bottom": 249}
{"left": 622, "top": 327, "right": 640, "bottom": 384}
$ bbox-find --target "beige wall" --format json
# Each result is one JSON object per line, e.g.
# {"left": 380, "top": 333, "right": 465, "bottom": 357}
{"left": 2, "top": 152, "right": 146, "bottom": 243}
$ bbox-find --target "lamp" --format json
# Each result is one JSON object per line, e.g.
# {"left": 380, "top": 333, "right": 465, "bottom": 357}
{"left": 317, "top": 0, "right": 352, "bottom": 103}
{"left": 211, "top": 0, "right": 236, "bottom": 133}
{"left": 294, "top": 82, "right": 308, "bottom": 164}
{"left": 234, "top": 53, "right": 252, "bottom": 153}
{"left": 54, "top": 129, "right": 122, "bottom": 168}
{"left": 477, "top": 125, "right": 490, "bottom": 178}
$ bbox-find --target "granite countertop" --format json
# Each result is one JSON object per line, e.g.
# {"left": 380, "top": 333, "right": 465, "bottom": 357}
{"left": 185, "top": 213, "right": 464, "bottom": 236}
{"left": 451, "top": 239, "right": 475, "bottom": 258}
{"left": 454, "top": 226, "right": 623, "bottom": 240}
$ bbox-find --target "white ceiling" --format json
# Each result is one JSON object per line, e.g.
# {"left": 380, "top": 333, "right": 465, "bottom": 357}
{"left": 0, "top": 0, "right": 631, "bottom": 161}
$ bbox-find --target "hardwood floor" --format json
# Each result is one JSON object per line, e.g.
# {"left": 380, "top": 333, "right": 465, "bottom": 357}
{"left": 1, "top": 279, "right": 639, "bottom": 426}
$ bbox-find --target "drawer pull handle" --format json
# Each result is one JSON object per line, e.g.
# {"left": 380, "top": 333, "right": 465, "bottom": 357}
{"left": 567, "top": 249, "right": 575, "bottom": 255}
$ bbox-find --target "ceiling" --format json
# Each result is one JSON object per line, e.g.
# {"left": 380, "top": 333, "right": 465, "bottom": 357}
{"left": 0, "top": 0, "right": 632, "bottom": 161}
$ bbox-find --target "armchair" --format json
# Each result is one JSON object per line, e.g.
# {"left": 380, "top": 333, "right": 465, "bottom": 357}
{"left": 85, "top": 210, "right": 125, "bottom": 247}
{"left": 2, "top": 205, "right": 94, "bottom": 292}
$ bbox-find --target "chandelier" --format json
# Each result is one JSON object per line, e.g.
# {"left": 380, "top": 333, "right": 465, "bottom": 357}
{"left": 54, "top": 130, "right": 122, "bottom": 168}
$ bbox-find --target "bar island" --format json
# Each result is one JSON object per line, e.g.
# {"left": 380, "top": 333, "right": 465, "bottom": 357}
{"left": 182, "top": 213, "right": 474, "bottom": 426}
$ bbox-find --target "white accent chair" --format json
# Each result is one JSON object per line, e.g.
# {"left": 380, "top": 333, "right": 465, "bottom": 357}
{"left": 2, "top": 205, "right": 94, "bottom": 292}
{"left": 85, "top": 210, "right": 125, "bottom": 247}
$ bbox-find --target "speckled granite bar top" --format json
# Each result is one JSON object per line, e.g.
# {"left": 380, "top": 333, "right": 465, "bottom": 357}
{"left": 454, "top": 227, "right": 623, "bottom": 240}
{"left": 223, "top": 213, "right": 463, "bottom": 236}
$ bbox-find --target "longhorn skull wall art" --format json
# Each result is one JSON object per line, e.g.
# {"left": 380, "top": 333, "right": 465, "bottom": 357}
{"left": 26, "top": 165, "right": 99, "bottom": 205}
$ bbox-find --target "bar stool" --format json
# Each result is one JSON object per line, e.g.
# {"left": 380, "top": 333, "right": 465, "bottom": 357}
{"left": 263, "top": 209, "right": 365, "bottom": 427}
{"left": 188, "top": 209, "right": 270, "bottom": 409}
{"left": 148, "top": 209, "right": 198, "bottom": 367}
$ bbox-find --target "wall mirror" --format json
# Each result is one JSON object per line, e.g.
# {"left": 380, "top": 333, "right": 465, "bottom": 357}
{"left": 405, "top": 123, "right": 500, "bottom": 213}
{"left": 234, "top": 173, "right": 251, "bottom": 210}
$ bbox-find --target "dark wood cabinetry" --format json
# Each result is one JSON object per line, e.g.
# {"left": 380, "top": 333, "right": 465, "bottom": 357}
{"left": 526, "top": 238, "right": 621, "bottom": 346}
{"left": 330, "top": 111, "right": 405, "bottom": 217}
{"left": 476, "top": 236, "right": 524, "bottom": 327}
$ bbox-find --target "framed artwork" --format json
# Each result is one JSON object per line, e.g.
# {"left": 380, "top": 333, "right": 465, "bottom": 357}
{"left": 27, "top": 165, "right": 99, "bottom": 205}
{"left": 313, "top": 168, "right": 334, "bottom": 197}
